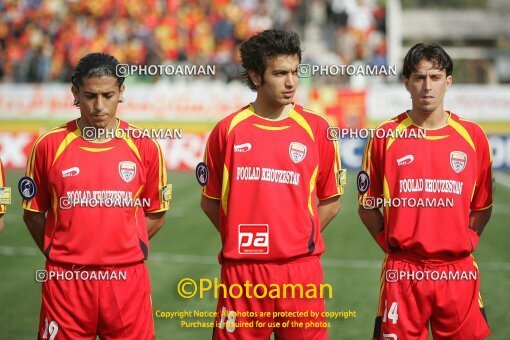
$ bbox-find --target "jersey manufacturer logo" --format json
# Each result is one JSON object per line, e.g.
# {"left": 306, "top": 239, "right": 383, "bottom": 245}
{"left": 62, "top": 167, "right": 80, "bottom": 177}
{"left": 196, "top": 162, "right": 208, "bottom": 186}
{"left": 396, "top": 154, "right": 414, "bottom": 166}
{"left": 234, "top": 143, "right": 252, "bottom": 152}
{"left": 289, "top": 142, "right": 307, "bottom": 163}
{"left": 118, "top": 161, "right": 136, "bottom": 183}
{"left": 450, "top": 151, "right": 467, "bottom": 173}
{"left": 238, "top": 224, "right": 269, "bottom": 254}
{"left": 18, "top": 176, "right": 37, "bottom": 200}
{"left": 357, "top": 170, "right": 370, "bottom": 194}
{"left": 383, "top": 334, "right": 397, "bottom": 340}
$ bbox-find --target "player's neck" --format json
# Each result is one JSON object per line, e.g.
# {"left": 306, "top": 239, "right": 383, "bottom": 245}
{"left": 77, "top": 117, "right": 118, "bottom": 143}
{"left": 251, "top": 99, "right": 292, "bottom": 121}
{"left": 407, "top": 107, "right": 449, "bottom": 129}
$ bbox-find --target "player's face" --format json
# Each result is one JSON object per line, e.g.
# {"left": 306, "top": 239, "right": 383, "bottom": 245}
{"left": 405, "top": 59, "right": 452, "bottom": 115}
{"left": 71, "top": 76, "right": 124, "bottom": 129}
{"left": 255, "top": 54, "right": 299, "bottom": 106}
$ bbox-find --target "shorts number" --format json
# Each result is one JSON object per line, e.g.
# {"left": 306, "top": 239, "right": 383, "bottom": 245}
{"left": 43, "top": 317, "right": 58, "bottom": 340}
{"left": 218, "top": 306, "right": 237, "bottom": 333}
{"left": 382, "top": 300, "right": 399, "bottom": 324}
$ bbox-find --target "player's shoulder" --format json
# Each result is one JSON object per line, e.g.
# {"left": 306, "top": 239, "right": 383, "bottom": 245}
{"left": 292, "top": 104, "right": 331, "bottom": 128}
{"left": 32, "top": 120, "right": 78, "bottom": 150}
{"left": 374, "top": 112, "right": 407, "bottom": 131}
{"left": 449, "top": 112, "right": 488, "bottom": 139}
{"left": 213, "top": 104, "right": 253, "bottom": 134}
{"left": 121, "top": 120, "right": 163, "bottom": 153}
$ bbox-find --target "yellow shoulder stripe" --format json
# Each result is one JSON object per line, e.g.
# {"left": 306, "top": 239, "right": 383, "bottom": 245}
{"left": 228, "top": 108, "right": 254, "bottom": 135}
{"left": 448, "top": 119, "right": 476, "bottom": 151}
{"left": 289, "top": 109, "right": 315, "bottom": 141}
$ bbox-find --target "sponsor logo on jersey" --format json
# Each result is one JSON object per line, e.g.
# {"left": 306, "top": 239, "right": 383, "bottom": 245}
{"left": 238, "top": 224, "right": 269, "bottom": 254}
{"left": 118, "top": 161, "right": 137, "bottom": 183}
{"left": 196, "top": 162, "right": 208, "bottom": 186}
{"left": 234, "top": 143, "right": 252, "bottom": 152}
{"left": 18, "top": 176, "right": 37, "bottom": 200}
{"left": 396, "top": 154, "right": 414, "bottom": 166}
{"left": 289, "top": 142, "right": 307, "bottom": 163}
{"left": 450, "top": 151, "right": 467, "bottom": 173}
{"left": 62, "top": 167, "right": 80, "bottom": 177}
{"left": 357, "top": 170, "right": 370, "bottom": 194}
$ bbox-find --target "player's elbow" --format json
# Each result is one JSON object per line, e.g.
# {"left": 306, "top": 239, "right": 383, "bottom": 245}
{"left": 201, "top": 196, "right": 219, "bottom": 216}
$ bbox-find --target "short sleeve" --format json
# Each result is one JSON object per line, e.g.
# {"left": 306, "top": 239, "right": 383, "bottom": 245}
{"left": 470, "top": 129, "right": 493, "bottom": 211}
{"left": 316, "top": 121, "right": 344, "bottom": 200}
{"left": 142, "top": 139, "right": 170, "bottom": 213}
{"left": 358, "top": 136, "right": 385, "bottom": 207}
{"left": 0, "top": 159, "right": 6, "bottom": 214}
{"left": 22, "top": 138, "right": 50, "bottom": 212}
{"left": 202, "top": 124, "right": 225, "bottom": 200}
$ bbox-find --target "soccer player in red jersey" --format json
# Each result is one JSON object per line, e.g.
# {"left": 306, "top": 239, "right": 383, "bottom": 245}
{"left": 200, "top": 30, "right": 345, "bottom": 339}
{"left": 21, "top": 53, "right": 170, "bottom": 339}
{"left": 358, "top": 43, "right": 493, "bottom": 339}
{"left": 0, "top": 158, "right": 8, "bottom": 232}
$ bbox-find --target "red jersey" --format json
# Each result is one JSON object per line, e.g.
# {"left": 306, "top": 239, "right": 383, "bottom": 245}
{"left": 0, "top": 158, "right": 6, "bottom": 214}
{"left": 359, "top": 111, "right": 493, "bottom": 258}
{"left": 22, "top": 119, "right": 170, "bottom": 265}
{"left": 203, "top": 104, "right": 344, "bottom": 262}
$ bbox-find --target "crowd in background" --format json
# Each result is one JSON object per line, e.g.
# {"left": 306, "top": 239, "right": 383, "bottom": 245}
{"left": 0, "top": 0, "right": 387, "bottom": 83}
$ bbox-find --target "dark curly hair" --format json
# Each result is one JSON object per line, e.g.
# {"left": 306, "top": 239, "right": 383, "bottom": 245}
{"left": 403, "top": 43, "right": 453, "bottom": 78}
{"left": 240, "top": 30, "right": 302, "bottom": 91}
{"left": 71, "top": 53, "right": 125, "bottom": 88}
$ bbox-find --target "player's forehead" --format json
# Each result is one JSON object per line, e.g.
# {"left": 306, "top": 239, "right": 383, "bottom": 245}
{"left": 410, "top": 58, "right": 446, "bottom": 76}
{"left": 266, "top": 54, "right": 300, "bottom": 71}
{"left": 79, "top": 76, "right": 119, "bottom": 93}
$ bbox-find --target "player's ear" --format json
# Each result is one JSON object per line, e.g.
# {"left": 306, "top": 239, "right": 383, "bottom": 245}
{"left": 119, "top": 84, "right": 125, "bottom": 96}
{"left": 404, "top": 77, "right": 410, "bottom": 92}
{"left": 71, "top": 85, "right": 80, "bottom": 105}
{"left": 445, "top": 75, "right": 452, "bottom": 91}
{"left": 248, "top": 69, "right": 262, "bottom": 87}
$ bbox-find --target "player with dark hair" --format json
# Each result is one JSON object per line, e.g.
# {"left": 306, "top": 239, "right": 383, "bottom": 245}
{"left": 358, "top": 43, "right": 493, "bottom": 339}
{"left": 22, "top": 52, "right": 170, "bottom": 339}
{"left": 201, "top": 29, "right": 345, "bottom": 339}
{"left": 0, "top": 158, "right": 8, "bottom": 232}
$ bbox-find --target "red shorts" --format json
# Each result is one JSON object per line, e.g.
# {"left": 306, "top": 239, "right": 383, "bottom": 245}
{"left": 213, "top": 255, "right": 328, "bottom": 340}
{"left": 373, "top": 253, "right": 490, "bottom": 340}
{"left": 38, "top": 260, "right": 154, "bottom": 340}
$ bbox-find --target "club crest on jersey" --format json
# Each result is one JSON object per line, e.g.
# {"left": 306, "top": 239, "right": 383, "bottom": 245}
{"left": 289, "top": 142, "right": 307, "bottom": 163}
{"left": 450, "top": 151, "right": 467, "bottom": 173}
{"left": 118, "top": 161, "right": 136, "bottom": 183}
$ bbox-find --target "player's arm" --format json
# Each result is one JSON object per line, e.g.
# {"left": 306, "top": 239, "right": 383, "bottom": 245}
{"left": 318, "top": 196, "right": 341, "bottom": 231}
{"left": 0, "top": 214, "right": 4, "bottom": 233}
{"left": 23, "top": 210, "right": 46, "bottom": 252}
{"left": 146, "top": 211, "right": 166, "bottom": 239}
{"left": 357, "top": 136, "right": 387, "bottom": 251}
{"left": 358, "top": 206, "right": 384, "bottom": 239}
{"left": 200, "top": 124, "right": 224, "bottom": 233}
{"left": 469, "top": 207, "right": 492, "bottom": 237}
{"left": 201, "top": 196, "right": 220, "bottom": 232}
{"left": 142, "top": 139, "right": 171, "bottom": 239}
{"left": 316, "top": 120, "right": 345, "bottom": 232}
{"left": 469, "top": 127, "right": 494, "bottom": 241}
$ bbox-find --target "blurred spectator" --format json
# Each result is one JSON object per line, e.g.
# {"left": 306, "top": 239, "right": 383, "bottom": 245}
{"left": 0, "top": 0, "right": 387, "bottom": 83}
